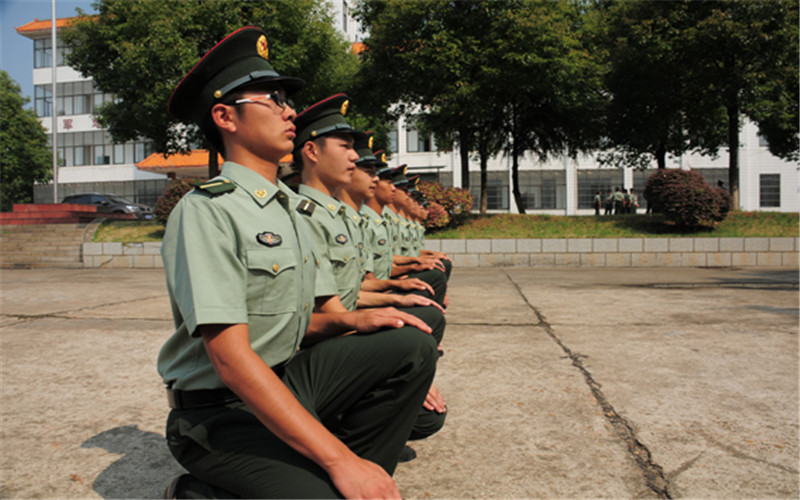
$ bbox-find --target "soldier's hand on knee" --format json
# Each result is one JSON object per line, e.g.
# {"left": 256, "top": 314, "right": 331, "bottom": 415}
{"left": 394, "top": 277, "right": 435, "bottom": 295}
{"left": 351, "top": 307, "right": 432, "bottom": 335}
{"left": 392, "top": 293, "right": 445, "bottom": 313}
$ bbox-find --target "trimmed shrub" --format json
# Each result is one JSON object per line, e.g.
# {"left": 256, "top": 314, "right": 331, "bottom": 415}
{"left": 154, "top": 177, "right": 202, "bottom": 225}
{"left": 644, "top": 169, "right": 731, "bottom": 229}
{"left": 419, "top": 181, "right": 473, "bottom": 228}
{"left": 425, "top": 201, "right": 450, "bottom": 229}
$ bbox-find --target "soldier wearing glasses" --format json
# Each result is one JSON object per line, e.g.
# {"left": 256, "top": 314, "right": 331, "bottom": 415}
{"left": 159, "top": 27, "right": 437, "bottom": 499}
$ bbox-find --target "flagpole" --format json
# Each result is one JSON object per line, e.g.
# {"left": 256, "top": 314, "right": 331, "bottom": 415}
{"left": 51, "top": 0, "right": 58, "bottom": 203}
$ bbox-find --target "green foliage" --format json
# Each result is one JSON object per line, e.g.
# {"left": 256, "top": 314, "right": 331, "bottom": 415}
{"left": 598, "top": 0, "right": 798, "bottom": 182}
{"left": 0, "top": 71, "right": 52, "bottom": 211}
{"left": 154, "top": 177, "right": 201, "bottom": 225}
{"left": 355, "top": 0, "right": 605, "bottom": 213}
{"left": 418, "top": 181, "right": 473, "bottom": 230}
{"left": 643, "top": 169, "right": 730, "bottom": 229}
{"left": 62, "top": 0, "right": 358, "bottom": 155}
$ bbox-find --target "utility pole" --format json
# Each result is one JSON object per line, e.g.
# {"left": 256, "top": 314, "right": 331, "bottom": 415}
{"left": 51, "top": 0, "right": 58, "bottom": 203}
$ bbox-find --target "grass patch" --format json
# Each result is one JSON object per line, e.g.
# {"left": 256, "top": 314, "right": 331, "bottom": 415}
{"left": 93, "top": 211, "right": 797, "bottom": 242}
{"left": 93, "top": 220, "right": 164, "bottom": 242}
{"left": 429, "top": 211, "right": 799, "bottom": 239}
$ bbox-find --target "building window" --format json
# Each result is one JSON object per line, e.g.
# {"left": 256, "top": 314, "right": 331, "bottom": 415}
{"left": 577, "top": 169, "right": 625, "bottom": 209}
{"left": 35, "top": 81, "right": 108, "bottom": 118}
{"left": 759, "top": 174, "right": 780, "bottom": 208}
{"left": 387, "top": 125, "right": 398, "bottom": 156}
{"left": 55, "top": 131, "right": 152, "bottom": 167}
{"left": 469, "top": 171, "right": 509, "bottom": 210}
{"left": 33, "top": 38, "right": 71, "bottom": 68}
{"left": 516, "top": 171, "right": 565, "bottom": 210}
{"left": 406, "top": 123, "right": 436, "bottom": 153}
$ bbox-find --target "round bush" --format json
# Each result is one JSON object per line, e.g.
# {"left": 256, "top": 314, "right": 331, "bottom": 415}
{"left": 419, "top": 181, "right": 473, "bottom": 227}
{"left": 644, "top": 169, "right": 731, "bottom": 229}
{"left": 425, "top": 201, "right": 450, "bottom": 230}
{"left": 154, "top": 177, "right": 202, "bottom": 225}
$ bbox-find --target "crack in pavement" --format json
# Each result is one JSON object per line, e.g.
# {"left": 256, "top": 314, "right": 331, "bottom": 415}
{"left": 501, "top": 269, "right": 673, "bottom": 499}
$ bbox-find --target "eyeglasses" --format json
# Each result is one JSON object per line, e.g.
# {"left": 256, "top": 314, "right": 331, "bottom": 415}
{"left": 233, "top": 91, "right": 292, "bottom": 110}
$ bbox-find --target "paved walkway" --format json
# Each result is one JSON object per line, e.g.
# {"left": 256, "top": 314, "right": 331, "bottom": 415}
{"left": 1, "top": 267, "right": 798, "bottom": 498}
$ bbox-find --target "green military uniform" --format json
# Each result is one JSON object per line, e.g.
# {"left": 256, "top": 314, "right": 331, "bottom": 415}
{"left": 160, "top": 28, "right": 438, "bottom": 499}
{"left": 361, "top": 203, "right": 393, "bottom": 280}
{"left": 297, "top": 183, "right": 362, "bottom": 311}
{"left": 158, "top": 163, "right": 315, "bottom": 390}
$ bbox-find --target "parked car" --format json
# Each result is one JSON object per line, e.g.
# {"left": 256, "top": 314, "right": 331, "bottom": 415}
{"left": 62, "top": 193, "right": 154, "bottom": 220}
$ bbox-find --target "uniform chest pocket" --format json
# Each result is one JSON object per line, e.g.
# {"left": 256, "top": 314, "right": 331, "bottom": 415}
{"left": 329, "top": 246, "right": 358, "bottom": 269}
{"left": 246, "top": 249, "right": 298, "bottom": 314}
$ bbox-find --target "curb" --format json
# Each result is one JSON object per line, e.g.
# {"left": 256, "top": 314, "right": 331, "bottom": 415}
{"left": 80, "top": 237, "right": 799, "bottom": 269}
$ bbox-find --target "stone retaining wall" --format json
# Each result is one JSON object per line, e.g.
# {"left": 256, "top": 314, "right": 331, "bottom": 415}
{"left": 82, "top": 237, "right": 798, "bottom": 268}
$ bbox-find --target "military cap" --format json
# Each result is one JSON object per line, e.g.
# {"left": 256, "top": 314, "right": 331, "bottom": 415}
{"left": 354, "top": 131, "right": 378, "bottom": 165}
{"left": 373, "top": 150, "right": 392, "bottom": 178}
{"left": 168, "top": 26, "right": 304, "bottom": 124}
{"left": 293, "top": 93, "right": 356, "bottom": 152}
{"left": 391, "top": 164, "right": 409, "bottom": 187}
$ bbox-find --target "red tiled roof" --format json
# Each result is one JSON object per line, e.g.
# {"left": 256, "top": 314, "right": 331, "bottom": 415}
{"left": 16, "top": 17, "right": 80, "bottom": 35}
{"left": 136, "top": 150, "right": 293, "bottom": 171}
{"left": 137, "top": 150, "right": 222, "bottom": 170}
{"left": 351, "top": 42, "right": 367, "bottom": 55}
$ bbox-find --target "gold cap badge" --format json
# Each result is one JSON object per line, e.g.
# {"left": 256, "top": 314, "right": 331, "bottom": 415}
{"left": 381, "top": 153, "right": 386, "bottom": 163}
{"left": 368, "top": 136, "right": 374, "bottom": 149}
{"left": 340, "top": 100, "right": 349, "bottom": 116}
{"left": 257, "top": 35, "right": 269, "bottom": 60}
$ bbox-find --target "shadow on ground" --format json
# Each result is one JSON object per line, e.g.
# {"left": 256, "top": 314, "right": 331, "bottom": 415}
{"left": 81, "top": 425, "right": 185, "bottom": 499}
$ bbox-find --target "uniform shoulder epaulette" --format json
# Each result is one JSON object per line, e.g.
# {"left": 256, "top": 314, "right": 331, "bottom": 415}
{"left": 296, "top": 199, "right": 316, "bottom": 215}
{"left": 193, "top": 178, "right": 236, "bottom": 196}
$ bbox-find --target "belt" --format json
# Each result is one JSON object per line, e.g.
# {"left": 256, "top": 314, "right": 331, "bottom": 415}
{"left": 166, "top": 387, "right": 240, "bottom": 410}
{"left": 166, "top": 364, "right": 285, "bottom": 410}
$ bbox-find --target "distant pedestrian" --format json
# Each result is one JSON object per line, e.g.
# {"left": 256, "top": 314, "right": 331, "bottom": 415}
{"left": 604, "top": 190, "right": 613, "bottom": 215}
{"left": 593, "top": 191, "right": 602, "bottom": 215}
{"left": 613, "top": 187, "right": 624, "bottom": 215}
{"left": 629, "top": 190, "right": 639, "bottom": 214}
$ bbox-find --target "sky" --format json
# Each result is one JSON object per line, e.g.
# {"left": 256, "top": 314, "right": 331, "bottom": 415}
{"left": 0, "top": 0, "right": 96, "bottom": 105}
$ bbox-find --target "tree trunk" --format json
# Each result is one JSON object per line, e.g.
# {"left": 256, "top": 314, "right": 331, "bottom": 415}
{"left": 656, "top": 141, "right": 666, "bottom": 169}
{"left": 512, "top": 145, "right": 525, "bottom": 214}
{"left": 208, "top": 148, "right": 220, "bottom": 179}
{"left": 480, "top": 156, "right": 488, "bottom": 214}
{"left": 459, "top": 127, "right": 470, "bottom": 190}
{"left": 726, "top": 102, "right": 740, "bottom": 209}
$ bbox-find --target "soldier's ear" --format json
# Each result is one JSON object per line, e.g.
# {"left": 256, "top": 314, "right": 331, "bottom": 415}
{"left": 211, "top": 103, "right": 238, "bottom": 134}
{"left": 302, "top": 139, "right": 322, "bottom": 165}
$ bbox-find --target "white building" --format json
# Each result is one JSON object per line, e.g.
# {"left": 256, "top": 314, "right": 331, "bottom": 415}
{"left": 18, "top": 10, "right": 798, "bottom": 213}
{"left": 16, "top": 18, "right": 166, "bottom": 206}
{"left": 388, "top": 115, "right": 798, "bottom": 214}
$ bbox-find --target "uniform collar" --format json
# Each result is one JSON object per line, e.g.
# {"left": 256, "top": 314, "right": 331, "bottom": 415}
{"left": 360, "top": 204, "right": 384, "bottom": 223}
{"left": 343, "top": 203, "right": 361, "bottom": 224}
{"left": 221, "top": 162, "right": 286, "bottom": 208}
{"left": 298, "top": 184, "right": 345, "bottom": 218}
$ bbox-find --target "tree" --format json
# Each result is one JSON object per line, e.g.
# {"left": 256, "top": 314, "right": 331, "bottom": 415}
{"left": 683, "top": 0, "right": 799, "bottom": 208}
{"left": 598, "top": 1, "right": 727, "bottom": 171}
{"left": 491, "top": 1, "right": 606, "bottom": 213}
{"left": 62, "top": 0, "right": 358, "bottom": 177}
{"left": 0, "top": 71, "right": 52, "bottom": 211}
{"left": 599, "top": 0, "right": 798, "bottom": 209}
{"left": 355, "top": 0, "right": 606, "bottom": 213}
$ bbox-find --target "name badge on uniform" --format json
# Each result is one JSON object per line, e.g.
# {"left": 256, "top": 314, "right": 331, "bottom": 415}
{"left": 256, "top": 232, "right": 282, "bottom": 247}
{"left": 335, "top": 234, "right": 348, "bottom": 245}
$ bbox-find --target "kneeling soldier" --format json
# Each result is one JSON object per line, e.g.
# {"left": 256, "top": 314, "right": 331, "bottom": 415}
{"left": 159, "top": 27, "right": 437, "bottom": 499}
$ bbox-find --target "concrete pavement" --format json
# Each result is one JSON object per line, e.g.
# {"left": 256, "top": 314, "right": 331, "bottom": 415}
{"left": 1, "top": 266, "right": 797, "bottom": 498}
